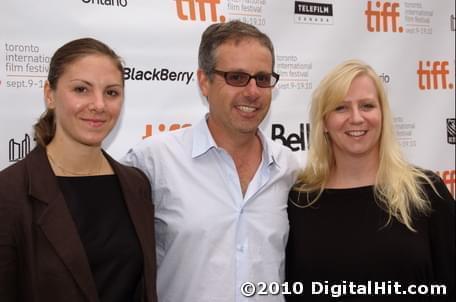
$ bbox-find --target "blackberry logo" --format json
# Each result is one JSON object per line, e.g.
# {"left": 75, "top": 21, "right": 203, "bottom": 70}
{"left": 124, "top": 67, "right": 194, "bottom": 85}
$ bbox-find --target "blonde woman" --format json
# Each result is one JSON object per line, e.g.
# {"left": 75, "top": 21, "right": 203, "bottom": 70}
{"left": 286, "top": 60, "right": 454, "bottom": 301}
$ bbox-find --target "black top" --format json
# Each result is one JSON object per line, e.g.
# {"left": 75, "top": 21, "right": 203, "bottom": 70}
{"left": 286, "top": 175, "right": 454, "bottom": 301}
{"left": 57, "top": 175, "right": 144, "bottom": 302}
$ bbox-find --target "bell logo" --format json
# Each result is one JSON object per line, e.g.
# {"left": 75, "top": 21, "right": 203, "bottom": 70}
{"left": 175, "top": 0, "right": 226, "bottom": 22}
{"left": 143, "top": 123, "right": 192, "bottom": 139}
{"left": 364, "top": 1, "right": 403, "bottom": 32}
{"left": 417, "top": 61, "right": 454, "bottom": 90}
{"left": 271, "top": 123, "right": 310, "bottom": 152}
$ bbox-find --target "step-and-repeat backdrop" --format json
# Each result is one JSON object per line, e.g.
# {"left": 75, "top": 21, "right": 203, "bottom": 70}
{"left": 1, "top": 0, "right": 455, "bottom": 197}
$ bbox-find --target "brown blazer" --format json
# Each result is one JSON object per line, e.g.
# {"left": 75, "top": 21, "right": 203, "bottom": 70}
{"left": 0, "top": 146, "right": 157, "bottom": 302}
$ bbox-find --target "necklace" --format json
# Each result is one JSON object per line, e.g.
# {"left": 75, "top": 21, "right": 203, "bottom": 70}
{"left": 47, "top": 151, "right": 103, "bottom": 176}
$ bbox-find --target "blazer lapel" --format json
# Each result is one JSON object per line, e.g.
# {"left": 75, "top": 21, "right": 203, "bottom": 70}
{"left": 106, "top": 153, "right": 156, "bottom": 302}
{"left": 26, "top": 146, "right": 99, "bottom": 302}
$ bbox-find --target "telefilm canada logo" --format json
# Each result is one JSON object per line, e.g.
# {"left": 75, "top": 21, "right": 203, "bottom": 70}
{"left": 81, "top": 0, "right": 128, "bottom": 7}
{"left": 294, "top": 1, "right": 334, "bottom": 25}
{"left": 447, "top": 118, "right": 455, "bottom": 145}
{"left": 9, "top": 134, "right": 31, "bottom": 162}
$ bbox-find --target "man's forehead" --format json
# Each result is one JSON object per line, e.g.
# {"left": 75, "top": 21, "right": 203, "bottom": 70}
{"left": 220, "top": 36, "right": 263, "bottom": 47}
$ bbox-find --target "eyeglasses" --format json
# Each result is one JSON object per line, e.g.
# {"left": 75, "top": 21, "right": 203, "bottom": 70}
{"left": 212, "top": 69, "right": 280, "bottom": 88}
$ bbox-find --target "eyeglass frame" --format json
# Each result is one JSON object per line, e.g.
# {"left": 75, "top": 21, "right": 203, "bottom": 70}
{"left": 211, "top": 69, "right": 280, "bottom": 88}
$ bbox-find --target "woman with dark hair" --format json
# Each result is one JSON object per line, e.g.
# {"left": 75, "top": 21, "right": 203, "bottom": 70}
{"left": 0, "top": 38, "right": 157, "bottom": 302}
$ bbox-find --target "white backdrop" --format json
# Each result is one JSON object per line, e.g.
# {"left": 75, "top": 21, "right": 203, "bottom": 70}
{"left": 1, "top": 0, "right": 455, "bottom": 197}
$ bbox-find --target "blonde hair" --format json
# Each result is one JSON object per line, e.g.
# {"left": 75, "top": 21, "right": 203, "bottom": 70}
{"left": 295, "top": 59, "right": 434, "bottom": 231}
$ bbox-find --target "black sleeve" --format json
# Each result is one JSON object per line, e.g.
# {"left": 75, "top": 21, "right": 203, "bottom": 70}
{"left": 0, "top": 197, "right": 18, "bottom": 302}
{"left": 426, "top": 174, "right": 455, "bottom": 300}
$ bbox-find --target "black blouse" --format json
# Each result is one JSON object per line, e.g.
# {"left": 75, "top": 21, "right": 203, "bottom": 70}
{"left": 286, "top": 176, "right": 454, "bottom": 301}
{"left": 57, "top": 175, "right": 143, "bottom": 302}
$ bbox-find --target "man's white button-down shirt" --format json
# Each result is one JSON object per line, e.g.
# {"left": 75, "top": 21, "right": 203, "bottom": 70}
{"left": 123, "top": 117, "right": 300, "bottom": 302}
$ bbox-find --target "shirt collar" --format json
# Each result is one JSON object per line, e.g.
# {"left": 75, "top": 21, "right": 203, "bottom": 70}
{"left": 192, "top": 114, "right": 280, "bottom": 169}
{"left": 192, "top": 114, "right": 217, "bottom": 158}
{"left": 257, "top": 127, "right": 279, "bottom": 168}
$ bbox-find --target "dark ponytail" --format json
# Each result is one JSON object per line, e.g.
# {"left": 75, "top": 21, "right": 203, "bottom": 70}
{"left": 33, "top": 109, "right": 56, "bottom": 147}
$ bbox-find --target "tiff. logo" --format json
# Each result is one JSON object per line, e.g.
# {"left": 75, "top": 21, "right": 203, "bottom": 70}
{"left": 143, "top": 123, "right": 191, "bottom": 139}
{"left": 417, "top": 61, "right": 454, "bottom": 90}
{"left": 175, "top": 0, "right": 226, "bottom": 22}
{"left": 9, "top": 133, "right": 31, "bottom": 162}
{"left": 365, "top": 1, "right": 403, "bottom": 32}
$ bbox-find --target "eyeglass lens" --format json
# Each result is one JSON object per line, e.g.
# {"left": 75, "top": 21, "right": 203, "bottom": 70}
{"left": 225, "top": 72, "right": 276, "bottom": 87}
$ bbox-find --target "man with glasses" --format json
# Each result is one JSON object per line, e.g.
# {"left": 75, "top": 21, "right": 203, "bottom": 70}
{"left": 123, "top": 20, "right": 299, "bottom": 302}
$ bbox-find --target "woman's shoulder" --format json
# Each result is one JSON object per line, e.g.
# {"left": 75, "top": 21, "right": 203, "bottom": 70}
{"left": 415, "top": 168, "right": 454, "bottom": 211}
{"left": 112, "top": 158, "right": 140, "bottom": 174}
{"left": 0, "top": 158, "right": 26, "bottom": 180}
{"left": 0, "top": 153, "right": 33, "bottom": 214}
{"left": 0, "top": 151, "right": 33, "bottom": 192}
{"left": 110, "top": 157, "right": 149, "bottom": 182}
